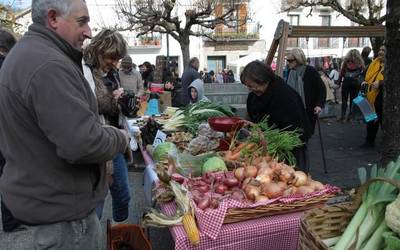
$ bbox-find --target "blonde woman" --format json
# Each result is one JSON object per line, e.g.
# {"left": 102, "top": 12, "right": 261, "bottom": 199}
{"left": 83, "top": 29, "right": 131, "bottom": 223}
{"left": 286, "top": 48, "right": 326, "bottom": 135}
{"left": 338, "top": 49, "right": 365, "bottom": 122}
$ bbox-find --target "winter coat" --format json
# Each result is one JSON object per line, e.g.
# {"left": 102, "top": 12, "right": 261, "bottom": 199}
{"left": 119, "top": 68, "right": 145, "bottom": 97}
{"left": 247, "top": 77, "right": 312, "bottom": 143}
{"left": 0, "top": 23, "right": 127, "bottom": 225}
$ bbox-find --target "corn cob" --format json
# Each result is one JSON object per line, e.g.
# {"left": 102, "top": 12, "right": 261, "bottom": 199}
{"left": 182, "top": 212, "right": 200, "bottom": 246}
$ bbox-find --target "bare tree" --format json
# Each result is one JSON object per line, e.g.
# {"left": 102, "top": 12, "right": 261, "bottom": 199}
{"left": 282, "top": 0, "right": 386, "bottom": 56}
{"left": 0, "top": 4, "right": 13, "bottom": 29}
{"left": 381, "top": 0, "right": 400, "bottom": 165}
{"left": 115, "top": 0, "right": 246, "bottom": 68}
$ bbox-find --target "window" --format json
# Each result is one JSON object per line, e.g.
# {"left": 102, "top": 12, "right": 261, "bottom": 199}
{"left": 318, "top": 15, "right": 331, "bottom": 48}
{"left": 207, "top": 56, "right": 226, "bottom": 74}
{"left": 287, "top": 14, "right": 299, "bottom": 48}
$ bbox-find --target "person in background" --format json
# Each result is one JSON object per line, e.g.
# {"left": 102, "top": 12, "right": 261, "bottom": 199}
{"left": 241, "top": 60, "right": 311, "bottom": 173}
{"left": 0, "top": 28, "right": 23, "bottom": 233}
{"left": 83, "top": 29, "right": 131, "bottom": 224}
{"left": 180, "top": 57, "right": 200, "bottom": 106}
{"left": 209, "top": 70, "right": 216, "bottom": 83}
{"left": 227, "top": 70, "right": 235, "bottom": 83}
{"left": 188, "top": 78, "right": 209, "bottom": 104}
{"left": 0, "top": 0, "right": 129, "bottom": 248}
{"left": 222, "top": 68, "right": 229, "bottom": 83}
{"left": 361, "top": 46, "right": 372, "bottom": 69}
{"left": 286, "top": 48, "right": 326, "bottom": 135}
{"left": 328, "top": 62, "right": 340, "bottom": 104}
{"left": 141, "top": 61, "right": 154, "bottom": 89}
{"left": 361, "top": 45, "right": 385, "bottom": 148}
{"left": 119, "top": 55, "right": 145, "bottom": 97}
{"left": 216, "top": 71, "right": 224, "bottom": 84}
{"left": 203, "top": 68, "right": 212, "bottom": 83}
{"left": 338, "top": 49, "right": 365, "bottom": 122}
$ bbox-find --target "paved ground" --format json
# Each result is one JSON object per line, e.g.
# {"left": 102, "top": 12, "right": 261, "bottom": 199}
{"left": 0, "top": 103, "right": 382, "bottom": 250}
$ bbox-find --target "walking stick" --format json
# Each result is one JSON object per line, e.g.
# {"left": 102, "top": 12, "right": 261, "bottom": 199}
{"left": 316, "top": 115, "right": 328, "bottom": 174}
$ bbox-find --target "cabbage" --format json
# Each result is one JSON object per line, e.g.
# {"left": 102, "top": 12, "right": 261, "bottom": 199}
{"left": 202, "top": 156, "right": 227, "bottom": 173}
{"left": 153, "top": 142, "right": 177, "bottom": 162}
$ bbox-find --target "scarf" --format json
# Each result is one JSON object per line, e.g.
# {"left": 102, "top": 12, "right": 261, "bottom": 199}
{"left": 365, "top": 58, "right": 384, "bottom": 105}
{"left": 287, "top": 65, "right": 306, "bottom": 107}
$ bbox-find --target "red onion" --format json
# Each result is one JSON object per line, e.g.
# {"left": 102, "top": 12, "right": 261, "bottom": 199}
{"left": 215, "top": 184, "right": 228, "bottom": 194}
{"left": 196, "top": 197, "right": 210, "bottom": 210}
{"left": 224, "top": 176, "right": 239, "bottom": 187}
{"left": 195, "top": 185, "right": 209, "bottom": 193}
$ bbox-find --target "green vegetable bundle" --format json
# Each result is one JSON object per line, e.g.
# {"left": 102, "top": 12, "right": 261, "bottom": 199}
{"left": 333, "top": 157, "right": 400, "bottom": 250}
{"left": 161, "top": 101, "right": 234, "bottom": 134}
{"left": 247, "top": 118, "right": 303, "bottom": 165}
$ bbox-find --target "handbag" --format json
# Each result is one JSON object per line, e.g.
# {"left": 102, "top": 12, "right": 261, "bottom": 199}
{"left": 118, "top": 90, "right": 140, "bottom": 118}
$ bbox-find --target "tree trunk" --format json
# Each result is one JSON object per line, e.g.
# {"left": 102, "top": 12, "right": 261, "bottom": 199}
{"left": 381, "top": 0, "right": 400, "bottom": 166}
{"left": 180, "top": 35, "right": 191, "bottom": 71}
{"left": 370, "top": 37, "right": 384, "bottom": 59}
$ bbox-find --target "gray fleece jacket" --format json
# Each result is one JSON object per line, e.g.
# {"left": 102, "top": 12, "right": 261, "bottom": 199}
{"left": 0, "top": 24, "right": 127, "bottom": 225}
{"left": 188, "top": 79, "right": 209, "bottom": 103}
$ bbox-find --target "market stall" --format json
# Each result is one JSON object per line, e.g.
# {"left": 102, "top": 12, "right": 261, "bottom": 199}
{"left": 124, "top": 101, "right": 348, "bottom": 250}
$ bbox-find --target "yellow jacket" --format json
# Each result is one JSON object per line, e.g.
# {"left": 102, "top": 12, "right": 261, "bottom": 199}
{"left": 365, "top": 58, "right": 384, "bottom": 106}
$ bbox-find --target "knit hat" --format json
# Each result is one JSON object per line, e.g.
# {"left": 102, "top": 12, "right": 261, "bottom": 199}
{"left": 121, "top": 55, "right": 132, "bottom": 66}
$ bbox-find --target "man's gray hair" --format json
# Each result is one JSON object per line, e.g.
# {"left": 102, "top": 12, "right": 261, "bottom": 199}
{"left": 31, "top": 0, "right": 75, "bottom": 24}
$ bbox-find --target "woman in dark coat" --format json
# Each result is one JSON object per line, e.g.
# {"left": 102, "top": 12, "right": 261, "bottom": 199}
{"left": 286, "top": 48, "right": 326, "bottom": 134}
{"left": 241, "top": 60, "right": 312, "bottom": 173}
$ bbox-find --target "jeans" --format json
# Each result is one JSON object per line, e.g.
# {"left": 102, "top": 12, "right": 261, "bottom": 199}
{"left": 33, "top": 210, "right": 101, "bottom": 250}
{"left": 341, "top": 80, "right": 360, "bottom": 119}
{"left": 1, "top": 151, "right": 21, "bottom": 232}
{"left": 96, "top": 153, "right": 130, "bottom": 222}
{"left": 1, "top": 198, "right": 21, "bottom": 232}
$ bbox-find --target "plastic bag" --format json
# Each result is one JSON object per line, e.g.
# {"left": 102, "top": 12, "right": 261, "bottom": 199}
{"left": 169, "top": 150, "right": 216, "bottom": 177}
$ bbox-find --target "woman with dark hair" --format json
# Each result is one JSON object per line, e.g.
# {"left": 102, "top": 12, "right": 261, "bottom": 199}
{"left": 83, "top": 29, "right": 131, "bottom": 224}
{"left": 241, "top": 60, "right": 312, "bottom": 172}
{"left": 141, "top": 61, "right": 154, "bottom": 89}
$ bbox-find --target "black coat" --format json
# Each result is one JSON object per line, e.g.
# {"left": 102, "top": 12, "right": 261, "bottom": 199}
{"left": 247, "top": 77, "right": 312, "bottom": 142}
{"left": 301, "top": 66, "right": 326, "bottom": 134}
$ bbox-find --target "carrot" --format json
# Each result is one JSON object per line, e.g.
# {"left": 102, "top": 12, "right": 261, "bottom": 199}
{"left": 232, "top": 143, "right": 248, "bottom": 154}
{"left": 224, "top": 150, "right": 241, "bottom": 161}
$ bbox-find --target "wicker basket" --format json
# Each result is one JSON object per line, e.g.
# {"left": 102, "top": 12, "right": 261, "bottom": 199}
{"left": 298, "top": 177, "right": 400, "bottom": 250}
{"left": 299, "top": 203, "right": 356, "bottom": 250}
{"left": 223, "top": 192, "right": 336, "bottom": 224}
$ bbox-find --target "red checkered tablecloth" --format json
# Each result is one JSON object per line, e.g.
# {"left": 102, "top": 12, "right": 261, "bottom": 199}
{"left": 193, "top": 185, "right": 340, "bottom": 240}
{"left": 162, "top": 202, "right": 302, "bottom": 250}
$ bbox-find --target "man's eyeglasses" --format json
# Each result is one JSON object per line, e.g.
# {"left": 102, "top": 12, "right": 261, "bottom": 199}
{"left": 286, "top": 59, "right": 295, "bottom": 63}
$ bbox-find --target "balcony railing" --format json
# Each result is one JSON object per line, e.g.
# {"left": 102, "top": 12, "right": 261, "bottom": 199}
{"left": 206, "top": 22, "right": 260, "bottom": 41}
{"left": 125, "top": 35, "right": 162, "bottom": 48}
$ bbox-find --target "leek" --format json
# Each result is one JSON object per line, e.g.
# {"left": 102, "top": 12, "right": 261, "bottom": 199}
{"left": 333, "top": 158, "right": 400, "bottom": 250}
{"left": 362, "top": 219, "right": 389, "bottom": 250}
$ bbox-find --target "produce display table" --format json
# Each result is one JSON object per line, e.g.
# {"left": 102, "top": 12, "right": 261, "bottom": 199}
{"left": 128, "top": 117, "right": 304, "bottom": 250}
{"left": 139, "top": 148, "right": 302, "bottom": 250}
{"left": 162, "top": 202, "right": 302, "bottom": 250}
